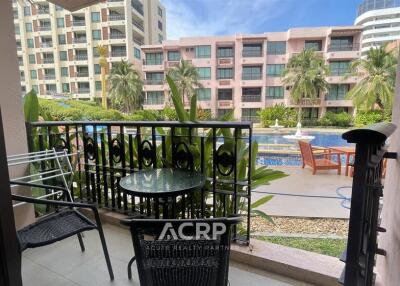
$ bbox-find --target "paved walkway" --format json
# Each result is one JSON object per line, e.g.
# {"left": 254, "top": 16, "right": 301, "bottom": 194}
{"left": 253, "top": 167, "right": 352, "bottom": 219}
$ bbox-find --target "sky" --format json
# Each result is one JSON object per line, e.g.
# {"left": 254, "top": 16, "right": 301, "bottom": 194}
{"left": 161, "top": 0, "right": 362, "bottom": 40}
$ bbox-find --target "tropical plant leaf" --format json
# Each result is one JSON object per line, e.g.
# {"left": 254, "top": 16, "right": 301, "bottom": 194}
{"left": 251, "top": 209, "right": 275, "bottom": 225}
{"left": 189, "top": 91, "right": 197, "bottom": 121}
{"left": 24, "top": 89, "right": 39, "bottom": 122}
{"left": 166, "top": 74, "right": 188, "bottom": 121}
{"left": 251, "top": 195, "right": 274, "bottom": 209}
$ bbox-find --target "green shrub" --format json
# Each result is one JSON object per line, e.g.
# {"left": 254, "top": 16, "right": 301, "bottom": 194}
{"left": 126, "top": 110, "right": 165, "bottom": 121}
{"left": 354, "top": 110, "right": 392, "bottom": 127}
{"left": 164, "top": 107, "right": 178, "bottom": 121}
{"left": 318, "top": 112, "right": 353, "bottom": 127}
{"left": 258, "top": 104, "right": 297, "bottom": 127}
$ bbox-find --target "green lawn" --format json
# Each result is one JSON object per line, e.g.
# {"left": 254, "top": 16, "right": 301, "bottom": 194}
{"left": 257, "top": 236, "right": 347, "bottom": 258}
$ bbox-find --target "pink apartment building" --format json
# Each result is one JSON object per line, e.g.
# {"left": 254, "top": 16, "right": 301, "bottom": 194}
{"left": 141, "top": 26, "right": 362, "bottom": 121}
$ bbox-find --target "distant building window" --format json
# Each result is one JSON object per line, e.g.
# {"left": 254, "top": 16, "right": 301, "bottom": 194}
{"left": 217, "top": 47, "right": 233, "bottom": 58}
{"left": 242, "top": 66, "right": 262, "bottom": 80}
{"left": 158, "top": 20, "right": 163, "bottom": 30}
{"left": 15, "top": 25, "right": 20, "bottom": 35}
{"left": 196, "top": 67, "right": 211, "bottom": 80}
{"left": 55, "top": 5, "right": 63, "bottom": 11}
{"left": 146, "top": 91, "right": 164, "bottom": 105}
{"left": 145, "top": 53, "right": 163, "bottom": 65}
{"left": 330, "top": 61, "right": 350, "bottom": 76}
{"left": 195, "top": 45, "right": 211, "bottom": 58}
{"left": 62, "top": 83, "right": 70, "bottom": 93}
{"left": 94, "top": 64, "right": 101, "bottom": 75}
{"left": 167, "top": 51, "right": 180, "bottom": 61}
{"left": 24, "top": 6, "right": 30, "bottom": 16}
{"left": 61, "top": 67, "right": 68, "bottom": 77}
{"left": 329, "top": 36, "right": 353, "bottom": 51}
{"left": 92, "top": 30, "right": 101, "bottom": 40}
{"left": 56, "top": 18, "right": 64, "bottom": 28}
{"left": 267, "top": 64, "right": 285, "bottom": 77}
{"left": 27, "top": 38, "right": 34, "bottom": 48}
{"left": 30, "top": 70, "right": 37, "bottom": 79}
{"left": 95, "top": 81, "right": 102, "bottom": 91}
{"left": 266, "top": 86, "right": 284, "bottom": 99}
{"left": 217, "top": 89, "right": 232, "bottom": 100}
{"left": 32, "top": 85, "right": 39, "bottom": 93}
{"left": 93, "top": 47, "right": 99, "bottom": 58}
{"left": 243, "top": 44, "right": 262, "bottom": 57}
{"left": 305, "top": 40, "right": 322, "bottom": 51}
{"left": 158, "top": 6, "right": 163, "bottom": 17}
{"left": 241, "top": 108, "right": 260, "bottom": 122}
{"left": 158, "top": 34, "right": 163, "bottom": 44}
{"left": 327, "top": 84, "right": 349, "bottom": 100}
{"left": 134, "top": 47, "right": 141, "bottom": 59}
{"left": 267, "top": 41, "right": 286, "bottom": 55}
{"left": 196, "top": 88, "right": 211, "bottom": 101}
{"left": 327, "top": 107, "right": 349, "bottom": 114}
{"left": 91, "top": 12, "right": 100, "bottom": 22}
{"left": 58, "top": 34, "right": 66, "bottom": 45}
{"left": 25, "top": 23, "right": 32, "bottom": 32}
{"left": 302, "top": 108, "right": 318, "bottom": 119}
{"left": 217, "top": 68, "right": 233, "bottom": 79}
{"left": 59, "top": 51, "right": 67, "bottom": 61}
{"left": 28, "top": 54, "right": 35, "bottom": 64}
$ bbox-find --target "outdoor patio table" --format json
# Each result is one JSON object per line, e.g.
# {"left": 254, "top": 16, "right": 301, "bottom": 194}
{"left": 119, "top": 168, "right": 206, "bottom": 280}
{"left": 329, "top": 146, "right": 356, "bottom": 176}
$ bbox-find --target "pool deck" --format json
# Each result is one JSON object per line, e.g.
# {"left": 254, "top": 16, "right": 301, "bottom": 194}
{"left": 253, "top": 166, "right": 352, "bottom": 219}
{"left": 252, "top": 125, "right": 351, "bottom": 134}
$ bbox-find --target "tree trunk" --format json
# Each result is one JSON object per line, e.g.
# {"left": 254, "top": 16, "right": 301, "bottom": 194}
{"left": 101, "top": 67, "right": 107, "bottom": 109}
{"left": 376, "top": 96, "right": 385, "bottom": 109}
{"left": 298, "top": 105, "right": 302, "bottom": 124}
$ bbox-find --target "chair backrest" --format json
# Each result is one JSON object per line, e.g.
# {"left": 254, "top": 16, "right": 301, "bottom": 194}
{"left": 298, "top": 140, "right": 315, "bottom": 167}
{"left": 121, "top": 217, "right": 241, "bottom": 286}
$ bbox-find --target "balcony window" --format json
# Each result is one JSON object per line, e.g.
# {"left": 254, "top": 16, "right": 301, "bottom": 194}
{"left": 75, "top": 51, "right": 88, "bottom": 60}
{"left": 76, "top": 67, "right": 89, "bottom": 77}
{"left": 109, "top": 11, "right": 125, "bottom": 21}
{"left": 329, "top": 36, "right": 354, "bottom": 51}
{"left": 41, "top": 38, "right": 52, "bottom": 48}
{"left": 95, "top": 81, "right": 102, "bottom": 91}
{"left": 158, "top": 34, "right": 163, "bottom": 44}
{"left": 242, "top": 87, "right": 261, "bottom": 102}
{"left": 305, "top": 40, "right": 322, "bottom": 51}
{"left": 111, "top": 46, "right": 126, "bottom": 57}
{"left": 25, "top": 23, "right": 32, "bottom": 32}
{"left": 132, "top": 0, "right": 144, "bottom": 15}
{"left": 242, "top": 66, "right": 262, "bottom": 80}
{"left": 94, "top": 64, "right": 101, "bottom": 75}
{"left": 133, "top": 19, "right": 144, "bottom": 31}
{"left": 217, "top": 47, "right": 233, "bottom": 58}
{"left": 62, "top": 83, "right": 70, "bottom": 93}
{"left": 266, "top": 86, "right": 284, "bottom": 99}
{"left": 330, "top": 61, "right": 350, "bottom": 76}
{"left": 242, "top": 44, "right": 262, "bottom": 57}
{"left": 146, "top": 91, "right": 164, "bottom": 105}
{"left": 18, "top": 57, "right": 23, "bottom": 66}
{"left": 91, "top": 12, "right": 100, "bottom": 22}
{"left": 158, "top": 6, "right": 163, "bottom": 17}
{"left": 196, "top": 67, "right": 211, "bottom": 80}
{"left": 77, "top": 82, "right": 90, "bottom": 93}
{"left": 15, "top": 25, "right": 20, "bottom": 35}
{"left": 327, "top": 107, "right": 349, "bottom": 113}
{"left": 145, "top": 53, "right": 163, "bottom": 65}
{"left": 167, "top": 51, "right": 180, "bottom": 61}
{"left": 158, "top": 20, "right": 163, "bottom": 31}
{"left": 195, "top": 45, "right": 211, "bottom": 58}
{"left": 74, "top": 33, "right": 87, "bottom": 43}
{"left": 217, "top": 109, "right": 233, "bottom": 117}
{"left": 267, "top": 64, "right": 285, "bottom": 77}
{"left": 92, "top": 30, "right": 101, "bottom": 40}
{"left": 61, "top": 67, "right": 68, "bottom": 77}
{"left": 110, "top": 29, "right": 125, "bottom": 39}
{"left": 217, "top": 68, "right": 233, "bottom": 79}
{"left": 302, "top": 108, "right": 319, "bottom": 119}
{"left": 23, "top": 6, "right": 30, "bottom": 16}
{"left": 217, "top": 89, "right": 232, "bottom": 100}
{"left": 56, "top": 5, "right": 63, "bottom": 11}
{"left": 39, "top": 20, "right": 51, "bottom": 31}
{"left": 267, "top": 41, "right": 286, "bottom": 55}
{"left": 43, "top": 53, "right": 54, "bottom": 63}
{"left": 32, "top": 85, "right": 39, "bottom": 93}
{"left": 28, "top": 54, "right": 36, "bottom": 64}
{"left": 44, "top": 69, "right": 56, "bottom": 80}
{"left": 134, "top": 47, "right": 141, "bottom": 59}
{"left": 30, "top": 70, "right": 37, "bottom": 79}
{"left": 326, "top": 84, "right": 349, "bottom": 100}
{"left": 16, "top": 41, "right": 22, "bottom": 50}
{"left": 38, "top": 5, "right": 49, "bottom": 14}
{"left": 146, "top": 72, "right": 164, "bottom": 85}
{"left": 57, "top": 18, "right": 64, "bottom": 28}
{"left": 13, "top": 9, "right": 18, "bottom": 19}
{"left": 241, "top": 108, "right": 260, "bottom": 122}
{"left": 73, "top": 17, "right": 85, "bottom": 26}
{"left": 59, "top": 51, "right": 67, "bottom": 61}
{"left": 58, "top": 34, "right": 66, "bottom": 45}
{"left": 27, "top": 38, "right": 34, "bottom": 48}
{"left": 46, "top": 84, "right": 57, "bottom": 95}
{"left": 93, "top": 47, "right": 99, "bottom": 58}
{"left": 196, "top": 88, "right": 211, "bottom": 101}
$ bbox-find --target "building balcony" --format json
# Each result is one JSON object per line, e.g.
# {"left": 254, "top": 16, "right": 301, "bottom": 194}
{"left": 217, "top": 58, "right": 234, "bottom": 66}
{"left": 144, "top": 99, "right": 164, "bottom": 105}
{"left": 75, "top": 55, "right": 88, "bottom": 61}
{"left": 76, "top": 72, "right": 89, "bottom": 77}
{"left": 217, "top": 100, "right": 233, "bottom": 109}
{"left": 109, "top": 14, "right": 125, "bottom": 21}
{"left": 241, "top": 95, "right": 262, "bottom": 102}
{"left": 38, "top": 26, "right": 51, "bottom": 31}
{"left": 328, "top": 43, "right": 360, "bottom": 52}
{"left": 131, "top": 0, "right": 144, "bottom": 16}
{"left": 109, "top": 33, "right": 126, "bottom": 39}
{"left": 111, "top": 51, "right": 127, "bottom": 57}
{"left": 323, "top": 98, "right": 353, "bottom": 107}
{"left": 77, "top": 88, "right": 90, "bottom": 94}
{"left": 242, "top": 74, "right": 262, "bottom": 80}
{"left": 72, "top": 21, "right": 86, "bottom": 27}
{"left": 165, "top": 61, "right": 179, "bottom": 68}
{"left": 242, "top": 51, "right": 262, "bottom": 57}
{"left": 38, "top": 9, "right": 49, "bottom": 15}
{"left": 289, "top": 98, "right": 322, "bottom": 106}
{"left": 132, "top": 20, "right": 144, "bottom": 31}
{"left": 41, "top": 42, "right": 53, "bottom": 48}
{"left": 45, "top": 90, "right": 56, "bottom": 95}
{"left": 73, "top": 38, "right": 87, "bottom": 44}
{"left": 44, "top": 74, "right": 56, "bottom": 80}
{"left": 42, "top": 58, "right": 54, "bottom": 64}
{"left": 218, "top": 79, "right": 233, "bottom": 87}
{"left": 16, "top": 46, "right": 22, "bottom": 51}
{"left": 133, "top": 38, "right": 144, "bottom": 46}
{"left": 144, "top": 79, "right": 164, "bottom": 85}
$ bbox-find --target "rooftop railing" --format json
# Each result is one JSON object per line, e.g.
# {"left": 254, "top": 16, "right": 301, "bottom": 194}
{"left": 26, "top": 121, "right": 254, "bottom": 244}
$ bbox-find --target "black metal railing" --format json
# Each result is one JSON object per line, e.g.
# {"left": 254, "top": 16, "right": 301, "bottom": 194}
{"left": 26, "top": 121, "right": 253, "bottom": 244}
{"left": 340, "top": 122, "right": 397, "bottom": 286}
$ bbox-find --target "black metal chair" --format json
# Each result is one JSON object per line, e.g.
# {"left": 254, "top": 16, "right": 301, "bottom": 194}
{"left": 11, "top": 181, "right": 114, "bottom": 280}
{"left": 120, "top": 216, "right": 241, "bottom": 286}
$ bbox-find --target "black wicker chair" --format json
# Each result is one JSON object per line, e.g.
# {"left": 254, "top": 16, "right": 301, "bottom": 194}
{"left": 120, "top": 217, "right": 241, "bottom": 286}
{"left": 11, "top": 180, "right": 114, "bottom": 280}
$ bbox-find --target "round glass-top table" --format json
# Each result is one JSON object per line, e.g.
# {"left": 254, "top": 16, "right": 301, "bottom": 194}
{"left": 119, "top": 168, "right": 206, "bottom": 198}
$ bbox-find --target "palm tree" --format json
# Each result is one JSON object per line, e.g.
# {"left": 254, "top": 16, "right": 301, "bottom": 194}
{"left": 96, "top": 45, "right": 108, "bottom": 109}
{"left": 346, "top": 45, "right": 397, "bottom": 110}
{"left": 108, "top": 60, "right": 143, "bottom": 112}
{"left": 167, "top": 59, "right": 202, "bottom": 104}
{"left": 282, "top": 49, "right": 330, "bottom": 123}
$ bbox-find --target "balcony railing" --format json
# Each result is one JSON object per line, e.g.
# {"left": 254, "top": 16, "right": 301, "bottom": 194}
{"left": 77, "top": 88, "right": 90, "bottom": 94}
{"left": 328, "top": 43, "right": 360, "bottom": 52}
{"left": 41, "top": 42, "right": 53, "bottom": 48}
{"left": 242, "top": 74, "right": 262, "bottom": 80}
{"left": 144, "top": 99, "right": 164, "bottom": 105}
{"left": 133, "top": 38, "right": 144, "bottom": 46}
{"left": 44, "top": 74, "right": 56, "bottom": 80}
{"left": 75, "top": 54, "right": 88, "bottom": 61}
{"left": 131, "top": 0, "right": 144, "bottom": 15}
{"left": 144, "top": 60, "right": 163, "bottom": 65}
{"left": 108, "top": 0, "right": 123, "bottom": 2}
{"left": 38, "top": 26, "right": 51, "bottom": 31}
{"left": 16, "top": 46, "right": 22, "bottom": 51}
{"left": 72, "top": 20, "right": 86, "bottom": 27}
{"left": 26, "top": 120, "right": 253, "bottom": 244}
{"left": 241, "top": 116, "right": 260, "bottom": 123}
{"left": 110, "top": 33, "right": 126, "bottom": 39}
{"left": 73, "top": 38, "right": 87, "bottom": 44}
{"left": 43, "top": 58, "right": 54, "bottom": 64}
{"left": 241, "top": 95, "right": 261, "bottom": 102}
{"left": 132, "top": 20, "right": 144, "bottom": 31}
{"left": 242, "top": 50, "right": 262, "bottom": 57}
{"left": 38, "top": 8, "right": 49, "bottom": 14}
{"left": 76, "top": 72, "right": 89, "bottom": 77}
{"left": 290, "top": 98, "right": 322, "bottom": 106}
{"left": 45, "top": 90, "right": 56, "bottom": 95}
{"left": 145, "top": 79, "right": 164, "bottom": 85}
{"left": 18, "top": 61, "right": 23, "bottom": 66}
{"left": 109, "top": 14, "right": 125, "bottom": 21}
{"left": 111, "top": 51, "right": 126, "bottom": 57}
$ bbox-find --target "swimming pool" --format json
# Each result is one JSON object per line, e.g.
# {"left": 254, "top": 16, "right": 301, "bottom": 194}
{"left": 255, "top": 130, "right": 353, "bottom": 166}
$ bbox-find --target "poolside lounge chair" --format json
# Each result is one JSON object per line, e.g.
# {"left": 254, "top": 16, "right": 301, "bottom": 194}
{"left": 298, "top": 141, "right": 341, "bottom": 175}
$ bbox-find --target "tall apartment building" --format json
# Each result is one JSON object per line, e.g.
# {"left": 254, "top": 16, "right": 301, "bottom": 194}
{"left": 141, "top": 26, "right": 362, "bottom": 121}
{"left": 355, "top": 0, "right": 400, "bottom": 54}
{"left": 13, "top": 0, "right": 166, "bottom": 99}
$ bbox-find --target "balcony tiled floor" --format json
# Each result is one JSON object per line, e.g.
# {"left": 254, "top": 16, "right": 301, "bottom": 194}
{"left": 22, "top": 224, "right": 312, "bottom": 286}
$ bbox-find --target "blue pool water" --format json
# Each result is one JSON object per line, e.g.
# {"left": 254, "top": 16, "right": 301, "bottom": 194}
{"left": 254, "top": 131, "right": 353, "bottom": 166}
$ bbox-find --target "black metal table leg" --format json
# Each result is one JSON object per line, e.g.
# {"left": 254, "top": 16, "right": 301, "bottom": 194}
{"left": 127, "top": 256, "right": 136, "bottom": 280}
